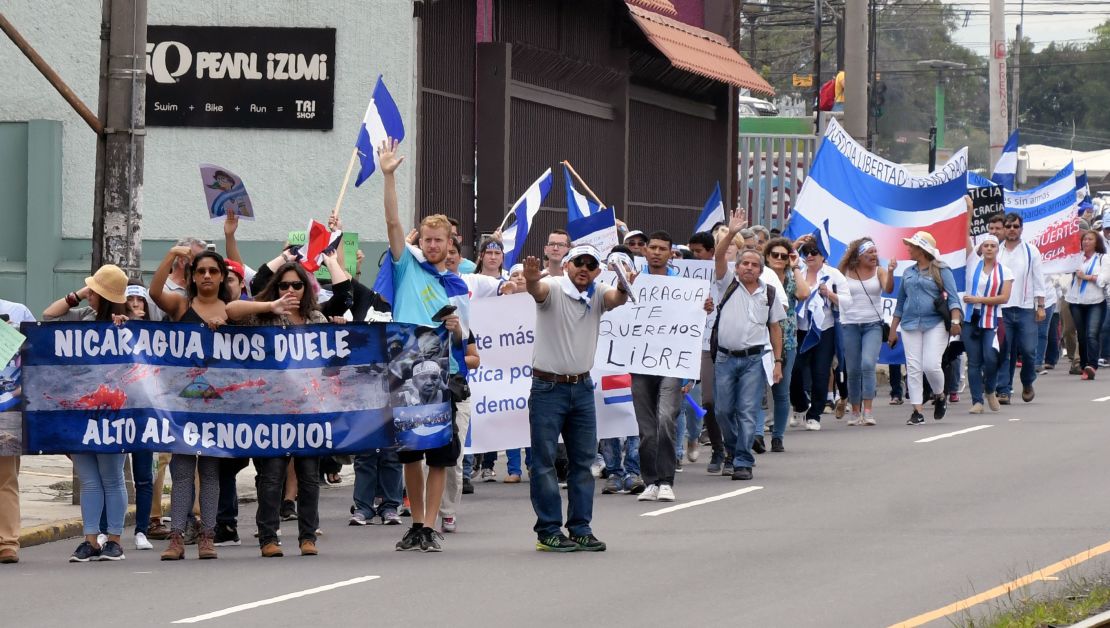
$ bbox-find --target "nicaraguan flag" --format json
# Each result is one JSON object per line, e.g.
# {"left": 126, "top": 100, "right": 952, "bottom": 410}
{"left": 564, "top": 164, "right": 601, "bottom": 222}
{"left": 693, "top": 182, "right": 725, "bottom": 234}
{"left": 567, "top": 207, "right": 619, "bottom": 258}
{"left": 502, "top": 168, "right": 554, "bottom": 268}
{"left": 990, "top": 130, "right": 1018, "bottom": 190}
{"left": 601, "top": 374, "right": 633, "bottom": 405}
{"left": 354, "top": 76, "right": 405, "bottom": 187}
{"left": 294, "top": 220, "right": 343, "bottom": 273}
{"left": 809, "top": 218, "right": 834, "bottom": 260}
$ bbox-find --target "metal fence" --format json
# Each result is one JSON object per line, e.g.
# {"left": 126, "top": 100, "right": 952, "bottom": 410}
{"left": 738, "top": 133, "right": 819, "bottom": 232}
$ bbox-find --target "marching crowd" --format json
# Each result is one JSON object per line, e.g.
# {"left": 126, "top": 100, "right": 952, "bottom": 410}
{"left": 0, "top": 138, "right": 1106, "bottom": 563}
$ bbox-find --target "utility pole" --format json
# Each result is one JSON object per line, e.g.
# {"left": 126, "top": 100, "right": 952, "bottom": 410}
{"left": 1011, "top": 0, "right": 1024, "bottom": 133}
{"left": 812, "top": 0, "right": 822, "bottom": 119}
{"left": 917, "top": 60, "right": 966, "bottom": 152}
{"left": 866, "top": 0, "right": 877, "bottom": 149}
{"left": 844, "top": 0, "right": 868, "bottom": 141}
{"left": 91, "top": 0, "right": 147, "bottom": 277}
{"left": 988, "top": 0, "right": 1008, "bottom": 166}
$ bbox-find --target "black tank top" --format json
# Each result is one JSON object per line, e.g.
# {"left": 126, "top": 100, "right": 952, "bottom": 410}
{"left": 179, "top": 306, "right": 205, "bottom": 324}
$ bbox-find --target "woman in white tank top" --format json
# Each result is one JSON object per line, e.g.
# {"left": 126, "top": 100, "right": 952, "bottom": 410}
{"left": 838, "top": 238, "right": 895, "bottom": 425}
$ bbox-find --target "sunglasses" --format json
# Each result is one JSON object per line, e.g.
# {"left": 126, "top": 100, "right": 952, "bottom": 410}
{"left": 768, "top": 251, "right": 790, "bottom": 260}
{"left": 194, "top": 267, "right": 222, "bottom": 276}
{"left": 802, "top": 249, "right": 821, "bottom": 257}
{"left": 278, "top": 281, "right": 305, "bottom": 291}
{"left": 571, "top": 257, "right": 599, "bottom": 271}
{"left": 1005, "top": 224, "right": 1022, "bottom": 229}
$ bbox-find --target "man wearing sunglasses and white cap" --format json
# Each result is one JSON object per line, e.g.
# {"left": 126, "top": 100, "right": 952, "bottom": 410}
{"left": 522, "top": 244, "right": 635, "bottom": 552}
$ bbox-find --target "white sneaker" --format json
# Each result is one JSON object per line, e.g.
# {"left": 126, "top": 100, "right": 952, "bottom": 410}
{"left": 590, "top": 455, "right": 605, "bottom": 479}
{"left": 656, "top": 484, "right": 676, "bottom": 502}
{"left": 134, "top": 532, "right": 153, "bottom": 551}
{"left": 637, "top": 484, "right": 660, "bottom": 502}
{"left": 805, "top": 419, "right": 822, "bottom": 431}
{"left": 846, "top": 414, "right": 862, "bottom": 426}
{"left": 789, "top": 413, "right": 802, "bottom": 428}
{"left": 96, "top": 533, "right": 108, "bottom": 547}
{"left": 862, "top": 412, "right": 876, "bottom": 426}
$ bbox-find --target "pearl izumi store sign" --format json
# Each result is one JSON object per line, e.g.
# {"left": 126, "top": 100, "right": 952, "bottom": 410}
{"left": 145, "top": 25, "right": 336, "bottom": 130}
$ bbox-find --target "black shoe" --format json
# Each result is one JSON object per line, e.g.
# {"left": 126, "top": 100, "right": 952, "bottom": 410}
{"left": 907, "top": 411, "right": 925, "bottom": 425}
{"left": 395, "top": 527, "right": 423, "bottom": 551}
{"left": 722, "top": 462, "right": 735, "bottom": 476}
{"left": 1021, "top": 385, "right": 1035, "bottom": 403}
{"left": 419, "top": 527, "right": 444, "bottom": 553}
{"left": 706, "top": 450, "right": 723, "bottom": 474}
{"left": 752, "top": 435, "right": 766, "bottom": 454}
{"left": 213, "top": 523, "right": 240, "bottom": 547}
{"left": 998, "top": 394, "right": 1011, "bottom": 405}
{"left": 99, "top": 540, "right": 125, "bottom": 561}
{"left": 462, "top": 477, "right": 474, "bottom": 495}
{"left": 771, "top": 437, "right": 784, "bottom": 453}
{"left": 571, "top": 533, "right": 607, "bottom": 552}
{"left": 69, "top": 541, "right": 101, "bottom": 563}
{"left": 280, "top": 500, "right": 298, "bottom": 521}
{"left": 731, "top": 467, "right": 753, "bottom": 481}
{"left": 536, "top": 533, "right": 578, "bottom": 553}
{"left": 933, "top": 395, "right": 947, "bottom": 420}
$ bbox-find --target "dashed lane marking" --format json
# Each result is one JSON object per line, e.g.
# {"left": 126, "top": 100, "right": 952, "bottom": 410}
{"left": 640, "top": 486, "right": 763, "bottom": 517}
{"left": 173, "top": 575, "right": 380, "bottom": 623}
{"left": 914, "top": 425, "right": 993, "bottom": 444}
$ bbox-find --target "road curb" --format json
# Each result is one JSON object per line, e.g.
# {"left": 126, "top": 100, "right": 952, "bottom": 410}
{"left": 18, "top": 500, "right": 169, "bottom": 548}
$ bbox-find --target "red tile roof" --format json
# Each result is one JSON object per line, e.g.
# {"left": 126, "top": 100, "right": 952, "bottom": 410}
{"left": 626, "top": 3, "right": 775, "bottom": 96}
{"left": 626, "top": 0, "right": 678, "bottom": 16}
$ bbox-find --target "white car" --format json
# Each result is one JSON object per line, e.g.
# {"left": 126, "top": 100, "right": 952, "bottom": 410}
{"left": 738, "top": 95, "right": 778, "bottom": 117}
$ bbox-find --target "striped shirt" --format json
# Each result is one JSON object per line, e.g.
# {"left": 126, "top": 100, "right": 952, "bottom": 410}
{"left": 964, "top": 253, "right": 1011, "bottom": 329}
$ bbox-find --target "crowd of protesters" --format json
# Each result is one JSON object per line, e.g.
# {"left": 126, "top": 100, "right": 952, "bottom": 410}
{"left": 0, "top": 139, "right": 1104, "bottom": 562}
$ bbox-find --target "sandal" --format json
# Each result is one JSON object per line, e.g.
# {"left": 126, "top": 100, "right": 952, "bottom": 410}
{"left": 326, "top": 473, "right": 342, "bottom": 485}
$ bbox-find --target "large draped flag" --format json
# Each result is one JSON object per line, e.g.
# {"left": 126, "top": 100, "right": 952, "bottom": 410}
{"left": 693, "top": 182, "right": 725, "bottom": 234}
{"left": 501, "top": 168, "right": 555, "bottom": 268}
{"left": 785, "top": 119, "right": 970, "bottom": 364}
{"left": 991, "top": 130, "right": 1019, "bottom": 190}
{"left": 354, "top": 76, "right": 406, "bottom": 187}
{"left": 969, "top": 162, "right": 1081, "bottom": 274}
{"left": 564, "top": 164, "right": 602, "bottom": 222}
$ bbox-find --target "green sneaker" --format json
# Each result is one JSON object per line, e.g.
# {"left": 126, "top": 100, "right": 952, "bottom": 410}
{"left": 571, "top": 534, "right": 607, "bottom": 552}
{"left": 536, "top": 533, "right": 578, "bottom": 552}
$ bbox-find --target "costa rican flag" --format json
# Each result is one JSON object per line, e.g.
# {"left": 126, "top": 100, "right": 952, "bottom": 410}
{"left": 294, "top": 220, "right": 343, "bottom": 273}
{"left": 600, "top": 374, "right": 632, "bottom": 405}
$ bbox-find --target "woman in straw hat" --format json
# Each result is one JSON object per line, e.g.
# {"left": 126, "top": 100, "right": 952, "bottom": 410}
{"left": 888, "top": 232, "right": 961, "bottom": 425}
{"left": 43, "top": 264, "right": 130, "bottom": 562}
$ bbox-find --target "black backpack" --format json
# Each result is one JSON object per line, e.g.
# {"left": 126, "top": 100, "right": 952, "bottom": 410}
{"left": 709, "top": 279, "right": 777, "bottom": 362}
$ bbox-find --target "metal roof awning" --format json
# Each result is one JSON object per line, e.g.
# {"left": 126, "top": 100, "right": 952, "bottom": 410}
{"left": 626, "top": 3, "right": 775, "bottom": 96}
{"left": 625, "top": 0, "right": 677, "bottom": 16}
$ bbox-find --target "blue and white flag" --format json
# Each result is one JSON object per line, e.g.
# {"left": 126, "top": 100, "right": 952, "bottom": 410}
{"left": 991, "top": 130, "right": 1019, "bottom": 190}
{"left": 354, "top": 76, "right": 406, "bottom": 187}
{"left": 970, "top": 161, "right": 1081, "bottom": 274}
{"left": 564, "top": 164, "right": 602, "bottom": 222}
{"left": 19, "top": 321, "right": 452, "bottom": 456}
{"left": 694, "top": 182, "right": 725, "bottom": 234}
{"left": 567, "top": 207, "right": 619, "bottom": 258}
{"left": 809, "top": 219, "right": 833, "bottom": 260}
{"left": 501, "top": 168, "right": 554, "bottom": 269}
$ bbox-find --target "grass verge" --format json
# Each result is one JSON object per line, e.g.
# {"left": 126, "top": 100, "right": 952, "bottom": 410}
{"left": 960, "top": 575, "right": 1110, "bottom": 628}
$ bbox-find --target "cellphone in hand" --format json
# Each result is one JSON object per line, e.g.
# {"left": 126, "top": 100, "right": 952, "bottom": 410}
{"left": 432, "top": 304, "right": 457, "bottom": 323}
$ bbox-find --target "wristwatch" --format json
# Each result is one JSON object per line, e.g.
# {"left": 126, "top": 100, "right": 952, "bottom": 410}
{"left": 774, "top": 357, "right": 784, "bottom": 364}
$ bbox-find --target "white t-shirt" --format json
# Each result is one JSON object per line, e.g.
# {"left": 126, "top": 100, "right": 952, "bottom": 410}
{"left": 462, "top": 273, "right": 503, "bottom": 300}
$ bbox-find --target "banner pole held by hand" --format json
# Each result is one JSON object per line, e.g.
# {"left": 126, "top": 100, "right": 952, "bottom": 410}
{"left": 562, "top": 160, "right": 606, "bottom": 208}
{"left": 332, "top": 147, "right": 360, "bottom": 219}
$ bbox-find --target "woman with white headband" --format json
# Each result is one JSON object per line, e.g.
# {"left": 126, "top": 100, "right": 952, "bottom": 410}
{"left": 962, "top": 234, "right": 1013, "bottom": 413}
{"left": 1064, "top": 229, "right": 1109, "bottom": 380}
{"left": 838, "top": 238, "right": 896, "bottom": 425}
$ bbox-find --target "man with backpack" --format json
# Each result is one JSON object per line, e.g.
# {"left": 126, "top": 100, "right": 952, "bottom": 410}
{"left": 712, "top": 210, "right": 786, "bottom": 481}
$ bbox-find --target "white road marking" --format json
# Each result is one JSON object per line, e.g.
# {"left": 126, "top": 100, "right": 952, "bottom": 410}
{"left": 1009, "top": 418, "right": 1021, "bottom": 422}
{"left": 914, "top": 425, "right": 994, "bottom": 443}
{"left": 173, "top": 576, "right": 380, "bottom": 623}
{"left": 640, "top": 486, "right": 763, "bottom": 517}
{"left": 1094, "top": 395, "right": 1110, "bottom": 402}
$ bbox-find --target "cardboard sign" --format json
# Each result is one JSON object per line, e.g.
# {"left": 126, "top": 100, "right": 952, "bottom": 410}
{"left": 969, "top": 184, "right": 1004, "bottom": 236}
{"left": 200, "top": 164, "right": 255, "bottom": 221}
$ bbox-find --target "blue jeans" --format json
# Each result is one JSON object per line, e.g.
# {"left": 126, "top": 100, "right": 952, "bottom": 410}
{"left": 842, "top": 322, "right": 882, "bottom": 407}
{"left": 74, "top": 453, "right": 127, "bottom": 536}
{"left": 889, "top": 364, "right": 904, "bottom": 399}
{"left": 600, "top": 437, "right": 640, "bottom": 478}
{"left": 674, "top": 382, "right": 703, "bottom": 457}
{"left": 1071, "top": 302, "right": 1105, "bottom": 369}
{"left": 100, "top": 452, "right": 153, "bottom": 535}
{"left": 1101, "top": 302, "right": 1110, "bottom": 361}
{"left": 997, "top": 307, "right": 1038, "bottom": 395}
{"left": 529, "top": 378, "right": 597, "bottom": 538}
{"left": 505, "top": 449, "right": 531, "bottom": 476}
{"left": 715, "top": 353, "right": 766, "bottom": 470}
{"left": 1036, "top": 303, "right": 1056, "bottom": 367}
{"left": 352, "top": 449, "right": 403, "bottom": 517}
{"left": 962, "top": 324, "right": 998, "bottom": 405}
{"left": 462, "top": 454, "right": 474, "bottom": 479}
{"left": 768, "top": 346, "right": 797, "bottom": 439}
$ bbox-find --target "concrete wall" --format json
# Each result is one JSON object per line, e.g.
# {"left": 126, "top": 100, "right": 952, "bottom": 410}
{"left": 0, "top": 1, "right": 414, "bottom": 313}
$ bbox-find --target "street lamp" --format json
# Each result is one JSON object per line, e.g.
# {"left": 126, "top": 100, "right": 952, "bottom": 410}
{"left": 916, "top": 60, "right": 967, "bottom": 156}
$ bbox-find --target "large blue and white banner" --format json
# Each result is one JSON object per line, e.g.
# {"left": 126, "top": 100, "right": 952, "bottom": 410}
{"left": 969, "top": 164, "right": 1081, "bottom": 274}
{"left": 19, "top": 321, "right": 451, "bottom": 457}
{"left": 785, "top": 119, "right": 970, "bottom": 364}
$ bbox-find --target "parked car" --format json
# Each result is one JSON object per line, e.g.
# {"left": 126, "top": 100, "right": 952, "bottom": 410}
{"left": 738, "top": 95, "right": 778, "bottom": 117}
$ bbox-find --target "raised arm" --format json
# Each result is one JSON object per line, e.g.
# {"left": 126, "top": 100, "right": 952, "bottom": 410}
{"left": 223, "top": 212, "right": 244, "bottom": 264}
{"left": 603, "top": 270, "right": 636, "bottom": 310}
{"left": 716, "top": 208, "right": 747, "bottom": 282}
{"left": 881, "top": 257, "right": 897, "bottom": 294}
{"left": 150, "top": 246, "right": 191, "bottom": 320}
{"left": 226, "top": 293, "right": 297, "bottom": 321}
{"left": 523, "top": 256, "right": 550, "bottom": 304}
{"left": 378, "top": 138, "right": 407, "bottom": 262}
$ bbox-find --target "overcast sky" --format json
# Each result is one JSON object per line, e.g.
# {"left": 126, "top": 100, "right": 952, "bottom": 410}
{"left": 944, "top": 1, "right": 1110, "bottom": 52}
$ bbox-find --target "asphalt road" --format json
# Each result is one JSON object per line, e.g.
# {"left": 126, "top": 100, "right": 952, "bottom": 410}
{"left": 7, "top": 367, "right": 1110, "bottom": 628}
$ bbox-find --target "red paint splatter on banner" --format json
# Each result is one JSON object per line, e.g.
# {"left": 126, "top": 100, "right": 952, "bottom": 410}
{"left": 185, "top": 368, "right": 208, "bottom": 379}
{"left": 210, "top": 378, "right": 267, "bottom": 396}
{"left": 121, "top": 364, "right": 162, "bottom": 385}
{"left": 56, "top": 385, "right": 127, "bottom": 410}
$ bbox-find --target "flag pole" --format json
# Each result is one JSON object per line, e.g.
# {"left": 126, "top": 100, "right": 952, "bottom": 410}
{"left": 331, "top": 147, "right": 360, "bottom": 219}
{"left": 561, "top": 160, "right": 606, "bottom": 207}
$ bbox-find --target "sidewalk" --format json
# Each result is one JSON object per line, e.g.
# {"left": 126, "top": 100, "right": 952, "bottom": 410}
{"left": 16, "top": 455, "right": 355, "bottom": 547}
